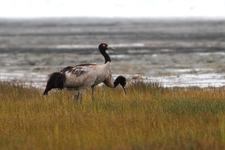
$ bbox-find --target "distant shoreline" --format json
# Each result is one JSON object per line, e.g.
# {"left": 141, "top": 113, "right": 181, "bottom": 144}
{"left": 1, "top": 16, "right": 225, "bottom": 21}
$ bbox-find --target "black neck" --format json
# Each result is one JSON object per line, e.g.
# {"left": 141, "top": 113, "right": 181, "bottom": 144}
{"left": 114, "top": 76, "right": 125, "bottom": 87}
{"left": 113, "top": 76, "right": 126, "bottom": 94}
{"left": 100, "top": 50, "right": 111, "bottom": 64}
{"left": 114, "top": 80, "right": 119, "bottom": 87}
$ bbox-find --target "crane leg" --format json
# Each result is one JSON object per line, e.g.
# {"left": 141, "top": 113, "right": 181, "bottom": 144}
{"left": 80, "top": 95, "right": 83, "bottom": 104}
{"left": 73, "top": 92, "right": 80, "bottom": 103}
{"left": 73, "top": 91, "right": 83, "bottom": 104}
{"left": 91, "top": 87, "right": 94, "bottom": 102}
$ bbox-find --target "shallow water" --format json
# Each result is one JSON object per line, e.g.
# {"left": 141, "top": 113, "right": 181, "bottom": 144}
{"left": 0, "top": 18, "right": 225, "bottom": 89}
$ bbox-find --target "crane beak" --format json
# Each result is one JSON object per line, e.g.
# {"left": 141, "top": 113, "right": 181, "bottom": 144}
{"left": 107, "top": 46, "right": 116, "bottom": 50}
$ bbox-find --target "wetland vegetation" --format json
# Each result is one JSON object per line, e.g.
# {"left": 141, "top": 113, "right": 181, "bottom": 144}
{"left": 1, "top": 80, "right": 225, "bottom": 149}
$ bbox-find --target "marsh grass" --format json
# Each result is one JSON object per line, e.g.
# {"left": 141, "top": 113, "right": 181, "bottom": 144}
{"left": 1, "top": 80, "right": 225, "bottom": 150}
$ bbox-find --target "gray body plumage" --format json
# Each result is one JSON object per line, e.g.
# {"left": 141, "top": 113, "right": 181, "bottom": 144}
{"left": 63, "top": 62, "right": 111, "bottom": 92}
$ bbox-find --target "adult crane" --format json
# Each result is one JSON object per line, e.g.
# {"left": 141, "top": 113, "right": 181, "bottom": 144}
{"left": 43, "top": 43, "right": 126, "bottom": 103}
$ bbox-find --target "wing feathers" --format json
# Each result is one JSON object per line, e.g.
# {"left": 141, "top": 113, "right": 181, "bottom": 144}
{"left": 61, "top": 66, "right": 89, "bottom": 77}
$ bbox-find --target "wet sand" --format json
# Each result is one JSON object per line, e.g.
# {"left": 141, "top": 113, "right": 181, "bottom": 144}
{"left": 0, "top": 18, "right": 225, "bottom": 88}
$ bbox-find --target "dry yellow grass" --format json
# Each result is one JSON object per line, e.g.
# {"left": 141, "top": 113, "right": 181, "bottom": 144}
{"left": 1, "top": 80, "right": 225, "bottom": 150}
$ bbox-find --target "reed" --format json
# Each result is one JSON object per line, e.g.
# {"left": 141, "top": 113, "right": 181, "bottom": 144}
{"left": 1, "top": 80, "right": 225, "bottom": 150}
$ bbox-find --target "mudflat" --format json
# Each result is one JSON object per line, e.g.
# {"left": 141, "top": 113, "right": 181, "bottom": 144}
{"left": 0, "top": 18, "right": 225, "bottom": 88}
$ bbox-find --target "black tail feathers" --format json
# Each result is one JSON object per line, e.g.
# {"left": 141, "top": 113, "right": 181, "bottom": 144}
{"left": 43, "top": 72, "right": 66, "bottom": 95}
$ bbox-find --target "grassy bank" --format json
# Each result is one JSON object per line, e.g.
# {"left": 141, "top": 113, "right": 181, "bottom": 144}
{"left": 1, "top": 81, "right": 225, "bottom": 150}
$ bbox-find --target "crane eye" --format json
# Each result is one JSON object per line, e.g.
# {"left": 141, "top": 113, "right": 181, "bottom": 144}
{"left": 103, "top": 43, "right": 107, "bottom": 47}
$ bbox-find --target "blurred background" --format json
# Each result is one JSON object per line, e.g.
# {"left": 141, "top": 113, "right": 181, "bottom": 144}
{"left": 0, "top": 0, "right": 225, "bottom": 88}
{"left": 0, "top": 0, "right": 225, "bottom": 18}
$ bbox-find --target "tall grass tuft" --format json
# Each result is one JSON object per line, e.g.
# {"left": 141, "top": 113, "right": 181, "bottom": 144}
{"left": 1, "top": 80, "right": 225, "bottom": 150}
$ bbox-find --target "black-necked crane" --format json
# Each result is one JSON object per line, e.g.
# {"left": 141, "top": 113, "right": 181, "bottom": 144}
{"left": 43, "top": 43, "right": 126, "bottom": 103}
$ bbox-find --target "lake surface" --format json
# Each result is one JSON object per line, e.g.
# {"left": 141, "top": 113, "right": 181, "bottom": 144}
{"left": 0, "top": 18, "right": 225, "bottom": 89}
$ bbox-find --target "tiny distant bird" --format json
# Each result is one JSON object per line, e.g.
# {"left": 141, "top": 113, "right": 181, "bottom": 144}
{"left": 43, "top": 43, "right": 126, "bottom": 103}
